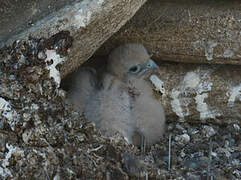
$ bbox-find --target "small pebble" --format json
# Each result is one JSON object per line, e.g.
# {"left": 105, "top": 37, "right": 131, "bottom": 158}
{"left": 37, "top": 51, "right": 47, "bottom": 60}
{"left": 175, "top": 134, "right": 190, "bottom": 145}
{"left": 233, "top": 124, "right": 240, "bottom": 131}
{"left": 202, "top": 125, "right": 216, "bottom": 137}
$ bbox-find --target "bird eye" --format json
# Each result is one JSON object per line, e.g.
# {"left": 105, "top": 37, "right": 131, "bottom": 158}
{"left": 129, "top": 65, "right": 141, "bottom": 73}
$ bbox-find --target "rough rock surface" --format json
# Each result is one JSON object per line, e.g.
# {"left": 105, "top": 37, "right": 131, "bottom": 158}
{"left": 0, "top": 0, "right": 77, "bottom": 45}
{"left": 0, "top": 0, "right": 147, "bottom": 79}
{"left": 97, "top": 0, "right": 241, "bottom": 65}
{"left": 149, "top": 62, "right": 241, "bottom": 123}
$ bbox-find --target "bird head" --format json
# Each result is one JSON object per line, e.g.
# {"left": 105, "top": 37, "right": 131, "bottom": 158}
{"left": 107, "top": 43, "right": 158, "bottom": 80}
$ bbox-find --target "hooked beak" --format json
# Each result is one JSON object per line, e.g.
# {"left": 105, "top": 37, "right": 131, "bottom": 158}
{"left": 139, "top": 59, "right": 159, "bottom": 76}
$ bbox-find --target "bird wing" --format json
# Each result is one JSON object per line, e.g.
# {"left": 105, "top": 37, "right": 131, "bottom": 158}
{"left": 65, "top": 67, "right": 98, "bottom": 112}
{"left": 130, "top": 78, "right": 165, "bottom": 146}
{"left": 85, "top": 73, "right": 135, "bottom": 143}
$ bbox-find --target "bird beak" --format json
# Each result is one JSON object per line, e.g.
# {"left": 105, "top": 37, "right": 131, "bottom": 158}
{"left": 146, "top": 59, "right": 159, "bottom": 70}
{"left": 139, "top": 59, "right": 159, "bottom": 76}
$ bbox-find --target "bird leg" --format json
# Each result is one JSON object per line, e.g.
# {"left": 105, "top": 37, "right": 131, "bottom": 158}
{"left": 141, "top": 134, "right": 146, "bottom": 156}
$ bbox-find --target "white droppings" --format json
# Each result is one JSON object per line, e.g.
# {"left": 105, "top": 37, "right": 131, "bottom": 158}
{"left": 192, "top": 40, "right": 217, "bottom": 61}
{"left": 223, "top": 49, "right": 234, "bottom": 58}
{"left": 171, "top": 70, "right": 221, "bottom": 121}
{"left": 195, "top": 80, "right": 221, "bottom": 120}
{"left": 195, "top": 93, "right": 217, "bottom": 120}
{"left": 0, "top": 97, "right": 18, "bottom": 130}
{"left": 45, "top": 50, "right": 66, "bottom": 87}
{"left": 1, "top": 144, "right": 24, "bottom": 178}
{"left": 72, "top": 0, "right": 104, "bottom": 29}
{"left": 0, "top": 98, "right": 14, "bottom": 120}
{"left": 170, "top": 71, "right": 201, "bottom": 120}
{"left": 170, "top": 72, "right": 201, "bottom": 120}
{"left": 171, "top": 89, "right": 185, "bottom": 119}
{"left": 149, "top": 75, "right": 166, "bottom": 95}
{"left": 197, "top": 81, "right": 213, "bottom": 93}
{"left": 204, "top": 41, "right": 217, "bottom": 61}
{"left": 183, "top": 72, "right": 200, "bottom": 89}
{"left": 226, "top": 84, "right": 241, "bottom": 107}
{"left": 74, "top": 8, "right": 92, "bottom": 28}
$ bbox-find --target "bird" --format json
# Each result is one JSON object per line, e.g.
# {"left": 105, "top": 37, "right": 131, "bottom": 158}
{"left": 63, "top": 67, "right": 98, "bottom": 113}
{"left": 64, "top": 43, "right": 166, "bottom": 147}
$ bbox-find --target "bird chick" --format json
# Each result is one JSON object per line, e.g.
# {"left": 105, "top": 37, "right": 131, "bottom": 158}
{"left": 106, "top": 43, "right": 166, "bottom": 147}
{"left": 65, "top": 43, "right": 166, "bottom": 147}
{"left": 64, "top": 67, "right": 98, "bottom": 113}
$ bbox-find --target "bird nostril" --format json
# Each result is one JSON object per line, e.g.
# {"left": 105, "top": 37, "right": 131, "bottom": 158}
{"left": 146, "top": 59, "right": 159, "bottom": 69}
